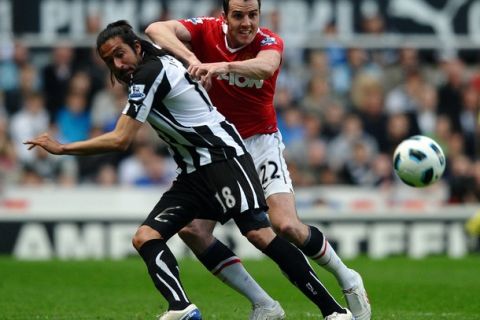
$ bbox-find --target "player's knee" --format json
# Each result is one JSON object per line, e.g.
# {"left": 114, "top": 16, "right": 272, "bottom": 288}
{"left": 178, "top": 224, "right": 216, "bottom": 254}
{"left": 273, "top": 220, "right": 303, "bottom": 243}
{"left": 179, "top": 224, "right": 212, "bottom": 244}
{"left": 245, "top": 228, "right": 275, "bottom": 250}
{"left": 132, "top": 225, "right": 161, "bottom": 251}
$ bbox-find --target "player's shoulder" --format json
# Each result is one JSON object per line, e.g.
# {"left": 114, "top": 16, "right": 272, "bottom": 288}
{"left": 181, "top": 16, "right": 221, "bottom": 27}
{"left": 257, "top": 27, "right": 284, "bottom": 47}
{"left": 132, "top": 56, "right": 165, "bottom": 84}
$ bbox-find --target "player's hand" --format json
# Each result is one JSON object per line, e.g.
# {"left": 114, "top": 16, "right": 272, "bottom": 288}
{"left": 24, "top": 133, "right": 64, "bottom": 155}
{"left": 186, "top": 56, "right": 201, "bottom": 68}
{"left": 188, "top": 62, "right": 229, "bottom": 90}
{"left": 200, "top": 75, "right": 212, "bottom": 91}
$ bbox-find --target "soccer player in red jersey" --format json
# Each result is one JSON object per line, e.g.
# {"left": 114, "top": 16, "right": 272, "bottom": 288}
{"left": 146, "top": 1, "right": 371, "bottom": 319}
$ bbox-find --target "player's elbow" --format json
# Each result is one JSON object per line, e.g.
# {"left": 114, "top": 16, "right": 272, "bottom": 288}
{"left": 264, "top": 61, "right": 280, "bottom": 78}
{"left": 145, "top": 21, "right": 171, "bottom": 38}
{"left": 144, "top": 22, "right": 161, "bottom": 37}
{"left": 254, "top": 64, "right": 276, "bottom": 79}
{"left": 262, "top": 67, "right": 276, "bottom": 79}
{"left": 112, "top": 134, "right": 132, "bottom": 152}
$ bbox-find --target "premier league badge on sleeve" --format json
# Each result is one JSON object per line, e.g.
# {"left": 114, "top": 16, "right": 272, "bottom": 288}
{"left": 129, "top": 84, "right": 146, "bottom": 102}
{"left": 186, "top": 17, "right": 204, "bottom": 25}
{"left": 260, "top": 36, "right": 277, "bottom": 46}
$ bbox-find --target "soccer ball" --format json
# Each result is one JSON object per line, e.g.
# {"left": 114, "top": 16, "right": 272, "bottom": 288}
{"left": 393, "top": 135, "right": 446, "bottom": 187}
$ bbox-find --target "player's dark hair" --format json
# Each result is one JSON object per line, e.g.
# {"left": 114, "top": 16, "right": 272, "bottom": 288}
{"left": 96, "top": 20, "right": 168, "bottom": 84}
{"left": 222, "top": 0, "right": 261, "bottom": 14}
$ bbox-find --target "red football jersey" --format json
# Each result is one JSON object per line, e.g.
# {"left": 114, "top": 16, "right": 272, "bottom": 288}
{"left": 180, "top": 17, "right": 283, "bottom": 139}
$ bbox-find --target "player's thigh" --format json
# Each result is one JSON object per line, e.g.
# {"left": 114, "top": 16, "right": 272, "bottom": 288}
{"left": 244, "top": 132, "right": 294, "bottom": 198}
{"left": 202, "top": 155, "right": 268, "bottom": 223}
{"left": 142, "top": 183, "right": 198, "bottom": 241}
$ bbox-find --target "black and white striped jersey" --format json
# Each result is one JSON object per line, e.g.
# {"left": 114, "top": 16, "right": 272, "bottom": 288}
{"left": 123, "top": 54, "right": 247, "bottom": 174}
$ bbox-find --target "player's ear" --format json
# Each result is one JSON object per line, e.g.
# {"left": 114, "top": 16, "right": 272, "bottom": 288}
{"left": 134, "top": 40, "right": 142, "bottom": 55}
{"left": 222, "top": 12, "right": 228, "bottom": 25}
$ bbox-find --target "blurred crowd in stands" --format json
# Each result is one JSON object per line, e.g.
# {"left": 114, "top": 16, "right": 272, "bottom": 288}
{"left": 0, "top": 8, "right": 479, "bottom": 204}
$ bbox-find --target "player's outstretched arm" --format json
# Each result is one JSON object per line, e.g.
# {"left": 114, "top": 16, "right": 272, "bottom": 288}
{"left": 145, "top": 21, "right": 200, "bottom": 67}
{"left": 228, "top": 50, "right": 281, "bottom": 79}
{"left": 24, "top": 115, "right": 143, "bottom": 156}
{"left": 188, "top": 49, "right": 281, "bottom": 85}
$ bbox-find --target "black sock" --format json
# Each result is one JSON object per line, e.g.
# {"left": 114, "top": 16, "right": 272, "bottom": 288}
{"left": 263, "top": 236, "right": 344, "bottom": 317}
{"left": 197, "top": 239, "right": 240, "bottom": 273}
{"left": 138, "top": 239, "right": 190, "bottom": 311}
{"left": 300, "top": 226, "right": 325, "bottom": 257}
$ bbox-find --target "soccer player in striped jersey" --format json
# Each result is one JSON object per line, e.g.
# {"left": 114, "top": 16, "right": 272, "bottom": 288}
{"left": 145, "top": 1, "right": 370, "bottom": 320}
{"left": 25, "top": 21, "right": 353, "bottom": 320}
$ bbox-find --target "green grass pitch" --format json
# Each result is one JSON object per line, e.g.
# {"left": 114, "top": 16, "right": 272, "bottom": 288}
{"left": 1, "top": 256, "right": 479, "bottom": 319}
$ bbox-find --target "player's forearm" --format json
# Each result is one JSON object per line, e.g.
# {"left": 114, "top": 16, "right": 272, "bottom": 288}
{"left": 145, "top": 22, "right": 198, "bottom": 66}
{"left": 228, "top": 56, "right": 278, "bottom": 80}
{"left": 61, "top": 131, "right": 130, "bottom": 155}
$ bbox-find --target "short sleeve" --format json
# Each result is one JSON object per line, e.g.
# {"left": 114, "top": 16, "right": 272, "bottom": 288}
{"left": 123, "top": 60, "right": 167, "bottom": 122}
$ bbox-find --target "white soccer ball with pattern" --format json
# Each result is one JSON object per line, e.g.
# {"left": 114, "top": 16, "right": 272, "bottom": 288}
{"left": 393, "top": 135, "right": 446, "bottom": 187}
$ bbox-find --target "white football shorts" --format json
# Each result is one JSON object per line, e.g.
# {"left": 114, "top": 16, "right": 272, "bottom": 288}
{"left": 244, "top": 131, "right": 294, "bottom": 199}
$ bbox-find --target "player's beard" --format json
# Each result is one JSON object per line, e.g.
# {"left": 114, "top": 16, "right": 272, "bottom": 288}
{"left": 113, "top": 69, "right": 132, "bottom": 84}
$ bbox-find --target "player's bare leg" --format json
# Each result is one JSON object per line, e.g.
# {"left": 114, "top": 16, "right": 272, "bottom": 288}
{"left": 267, "top": 192, "right": 371, "bottom": 320}
{"left": 179, "top": 220, "right": 285, "bottom": 319}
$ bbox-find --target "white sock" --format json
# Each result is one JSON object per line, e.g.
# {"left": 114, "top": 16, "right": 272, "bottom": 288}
{"left": 312, "top": 240, "right": 356, "bottom": 290}
{"left": 214, "top": 260, "right": 275, "bottom": 306}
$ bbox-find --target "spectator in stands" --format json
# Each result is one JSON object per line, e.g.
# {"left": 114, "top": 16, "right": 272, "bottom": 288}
{"left": 0, "top": 117, "right": 18, "bottom": 185}
{"left": 0, "top": 41, "right": 30, "bottom": 92}
{"left": 360, "top": 11, "right": 397, "bottom": 67}
{"left": 459, "top": 84, "right": 478, "bottom": 158}
{"left": 76, "top": 47, "right": 109, "bottom": 105}
{"left": 9, "top": 92, "right": 49, "bottom": 164}
{"left": 384, "top": 113, "right": 418, "bottom": 155}
{"left": 288, "top": 137, "right": 334, "bottom": 187}
{"left": 134, "top": 149, "right": 175, "bottom": 187}
{"left": 331, "top": 48, "right": 381, "bottom": 97}
{"left": 447, "top": 154, "right": 476, "bottom": 203}
{"left": 303, "top": 138, "right": 337, "bottom": 186}
{"left": 42, "top": 42, "right": 76, "bottom": 122}
{"left": 4, "top": 64, "right": 41, "bottom": 116}
{"left": 56, "top": 91, "right": 91, "bottom": 144}
{"left": 302, "top": 111, "right": 323, "bottom": 141}
{"left": 437, "top": 57, "right": 466, "bottom": 133}
{"left": 383, "top": 47, "right": 423, "bottom": 92}
{"left": 416, "top": 83, "right": 439, "bottom": 136}
{"left": 118, "top": 142, "right": 157, "bottom": 186}
{"left": 338, "top": 140, "right": 377, "bottom": 186}
{"left": 432, "top": 115, "right": 453, "bottom": 156}
{"left": 306, "top": 49, "right": 331, "bottom": 78}
{"left": 447, "top": 133, "right": 467, "bottom": 165}
{"left": 276, "top": 106, "right": 305, "bottom": 148}
{"left": 0, "top": 41, "right": 38, "bottom": 115}
{"left": 90, "top": 74, "right": 127, "bottom": 133}
{"left": 385, "top": 68, "right": 424, "bottom": 115}
{"left": 327, "top": 113, "right": 378, "bottom": 172}
{"left": 321, "top": 99, "right": 346, "bottom": 140}
{"left": 350, "top": 73, "right": 388, "bottom": 152}
{"left": 371, "top": 153, "right": 395, "bottom": 189}
{"left": 300, "top": 74, "right": 334, "bottom": 117}
{"left": 287, "top": 110, "right": 323, "bottom": 161}
{"left": 68, "top": 71, "right": 92, "bottom": 100}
